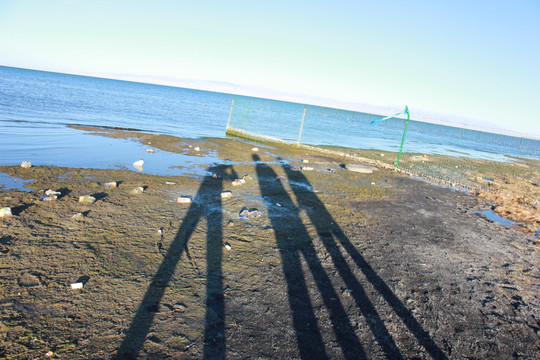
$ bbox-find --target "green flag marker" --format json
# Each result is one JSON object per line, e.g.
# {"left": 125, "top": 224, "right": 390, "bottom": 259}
{"left": 370, "top": 106, "right": 410, "bottom": 169}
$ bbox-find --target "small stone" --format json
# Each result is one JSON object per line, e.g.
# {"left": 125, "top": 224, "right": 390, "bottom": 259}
{"left": 301, "top": 166, "right": 314, "bottom": 171}
{"left": 177, "top": 196, "right": 192, "bottom": 204}
{"left": 166, "top": 181, "right": 176, "bottom": 185}
{"left": 227, "top": 220, "right": 234, "bottom": 227}
{"left": 103, "top": 182, "right": 117, "bottom": 188}
{"left": 19, "top": 272, "right": 40, "bottom": 287}
{"left": 0, "top": 207, "right": 13, "bottom": 218}
{"left": 252, "top": 147, "right": 259, "bottom": 152}
{"left": 302, "top": 159, "right": 309, "bottom": 163}
{"left": 45, "top": 351, "right": 54, "bottom": 358}
{"left": 194, "top": 146, "right": 200, "bottom": 151}
{"left": 220, "top": 191, "right": 233, "bottom": 199}
{"left": 232, "top": 179, "right": 245, "bottom": 186}
{"left": 224, "top": 242, "right": 232, "bottom": 250}
{"left": 71, "top": 212, "right": 84, "bottom": 220}
{"left": 133, "top": 159, "right": 144, "bottom": 167}
{"left": 78, "top": 195, "right": 96, "bottom": 204}
{"left": 146, "top": 149, "right": 155, "bottom": 153}
{"left": 21, "top": 161, "right": 32, "bottom": 168}
{"left": 345, "top": 164, "right": 377, "bottom": 174}
{"left": 71, "top": 282, "right": 83, "bottom": 290}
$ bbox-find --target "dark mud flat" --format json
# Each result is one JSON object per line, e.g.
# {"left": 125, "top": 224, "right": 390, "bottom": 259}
{"left": 0, "top": 136, "right": 539, "bottom": 359}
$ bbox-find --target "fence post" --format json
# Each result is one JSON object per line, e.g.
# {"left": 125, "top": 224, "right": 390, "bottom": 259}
{"left": 226, "top": 99, "right": 235, "bottom": 130}
{"left": 297, "top": 105, "right": 307, "bottom": 146}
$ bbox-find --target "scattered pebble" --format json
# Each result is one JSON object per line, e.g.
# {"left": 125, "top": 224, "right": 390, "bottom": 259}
{"left": 194, "top": 146, "right": 200, "bottom": 151}
{"left": 165, "top": 181, "right": 176, "bottom": 185}
{"left": 224, "top": 242, "right": 232, "bottom": 250}
{"left": 71, "top": 212, "right": 84, "bottom": 220}
{"left": 146, "top": 149, "right": 155, "bottom": 153}
{"left": 371, "top": 182, "right": 376, "bottom": 185}
{"left": 71, "top": 282, "right": 83, "bottom": 290}
{"left": 252, "top": 147, "right": 259, "bottom": 152}
{"left": 104, "top": 182, "right": 117, "bottom": 188}
{"left": 301, "top": 166, "right": 314, "bottom": 171}
{"left": 227, "top": 220, "right": 234, "bottom": 227}
{"left": 220, "top": 191, "right": 233, "bottom": 199}
{"left": 345, "top": 163, "right": 377, "bottom": 174}
{"left": 0, "top": 207, "right": 12, "bottom": 218}
{"left": 177, "top": 196, "right": 193, "bottom": 204}
{"left": 79, "top": 195, "right": 96, "bottom": 204}
{"left": 45, "top": 351, "right": 54, "bottom": 358}
{"left": 21, "top": 161, "right": 32, "bottom": 168}
{"left": 212, "top": 173, "right": 219, "bottom": 179}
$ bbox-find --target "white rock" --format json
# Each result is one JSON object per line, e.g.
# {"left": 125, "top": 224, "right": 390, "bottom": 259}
{"left": 177, "top": 196, "right": 192, "bottom": 204}
{"left": 21, "top": 161, "right": 32, "bottom": 168}
{"left": 345, "top": 164, "right": 377, "bottom": 174}
{"left": 133, "top": 159, "right": 144, "bottom": 167}
{"left": 252, "top": 147, "right": 259, "bottom": 152}
{"left": 0, "top": 207, "right": 12, "bottom": 218}
{"left": 71, "top": 282, "right": 83, "bottom": 289}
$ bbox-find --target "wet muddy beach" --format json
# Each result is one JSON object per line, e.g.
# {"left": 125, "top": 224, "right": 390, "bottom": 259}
{"left": 1, "top": 132, "right": 539, "bottom": 359}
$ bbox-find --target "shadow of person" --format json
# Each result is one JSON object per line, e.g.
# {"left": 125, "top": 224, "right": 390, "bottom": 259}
{"left": 253, "top": 154, "right": 364, "bottom": 360}
{"left": 115, "top": 164, "right": 238, "bottom": 360}
{"left": 279, "top": 157, "right": 448, "bottom": 360}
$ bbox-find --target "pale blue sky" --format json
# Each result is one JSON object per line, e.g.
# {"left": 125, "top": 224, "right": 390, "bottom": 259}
{"left": 1, "top": 0, "right": 539, "bottom": 136}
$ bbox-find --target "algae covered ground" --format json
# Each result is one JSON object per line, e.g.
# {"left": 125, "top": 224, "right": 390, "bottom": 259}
{"left": 0, "top": 131, "right": 539, "bottom": 359}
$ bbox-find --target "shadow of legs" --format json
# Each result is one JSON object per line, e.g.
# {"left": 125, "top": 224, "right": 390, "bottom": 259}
{"left": 281, "top": 159, "right": 447, "bottom": 360}
{"left": 254, "top": 154, "right": 364, "bottom": 360}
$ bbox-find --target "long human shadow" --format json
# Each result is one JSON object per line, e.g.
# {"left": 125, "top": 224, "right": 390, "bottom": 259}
{"left": 279, "top": 157, "right": 448, "bottom": 360}
{"left": 116, "top": 164, "right": 238, "bottom": 359}
{"left": 253, "top": 154, "right": 364, "bottom": 360}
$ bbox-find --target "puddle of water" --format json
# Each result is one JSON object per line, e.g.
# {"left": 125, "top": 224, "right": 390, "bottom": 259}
{"left": 0, "top": 172, "right": 34, "bottom": 192}
{"left": 473, "top": 210, "right": 515, "bottom": 227}
{"left": 413, "top": 176, "right": 470, "bottom": 193}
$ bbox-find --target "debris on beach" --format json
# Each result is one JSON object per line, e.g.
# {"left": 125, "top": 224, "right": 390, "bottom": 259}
{"left": 301, "top": 166, "right": 314, "bottom": 171}
{"left": 79, "top": 195, "right": 96, "bottom": 204}
{"left": 302, "top": 159, "right": 309, "bottom": 163}
{"left": 146, "top": 148, "right": 155, "bottom": 153}
{"left": 177, "top": 196, "right": 193, "bottom": 204}
{"left": 345, "top": 163, "right": 377, "bottom": 174}
{"left": 0, "top": 207, "right": 12, "bottom": 218}
{"left": 252, "top": 147, "right": 259, "bottom": 152}
{"left": 239, "top": 207, "right": 262, "bottom": 219}
{"left": 212, "top": 173, "right": 219, "bottom": 179}
{"left": 194, "top": 146, "right": 201, "bottom": 151}
{"left": 276, "top": 176, "right": 286, "bottom": 181}
{"left": 103, "top": 181, "right": 117, "bottom": 188}
{"left": 21, "top": 161, "right": 32, "bottom": 168}
{"left": 130, "top": 186, "right": 145, "bottom": 194}
{"left": 220, "top": 191, "right": 233, "bottom": 199}
{"left": 232, "top": 178, "right": 245, "bottom": 186}
{"left": 224, "top": 242, "right": 232, "bottom": 250}
{"left": 165, "top": 181, "right": 176, "bottom": 185}
{"left": 41, "top": 189, "right": 61, "bottom": 201}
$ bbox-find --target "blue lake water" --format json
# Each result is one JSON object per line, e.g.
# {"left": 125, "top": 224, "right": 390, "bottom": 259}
{"left": 1, "top": 65, "right": 538, "bottom": 176}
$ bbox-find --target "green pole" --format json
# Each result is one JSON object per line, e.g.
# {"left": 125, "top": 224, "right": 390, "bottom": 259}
{"left": 395, "top": 106, "right": 409, "bottom": 169}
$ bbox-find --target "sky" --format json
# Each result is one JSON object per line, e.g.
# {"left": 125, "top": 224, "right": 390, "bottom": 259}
{"left": 0, "top": 0, "right": 539, "bottom": 137}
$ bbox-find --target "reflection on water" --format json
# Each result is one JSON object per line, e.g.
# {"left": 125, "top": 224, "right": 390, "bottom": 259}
{"left": 0, "top": 123, "right": 220, "bottom": 177}
{"left": 473, "top": 210, "right": 515, "bottom": 227}
{"left": 0, "top": 173, "right": 33, "bottom": 192}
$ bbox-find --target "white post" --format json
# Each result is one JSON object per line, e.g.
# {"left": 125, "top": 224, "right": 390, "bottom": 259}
{"left": 297, "top": 105, "right": 307, "bottom": 146}
{"left": 226, "top": 99, "right": 235, "bottom": 130}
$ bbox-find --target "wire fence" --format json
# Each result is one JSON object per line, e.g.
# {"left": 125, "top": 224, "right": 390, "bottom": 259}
{"left": 225, "top": 96, "right": 540, "bottom": 161}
